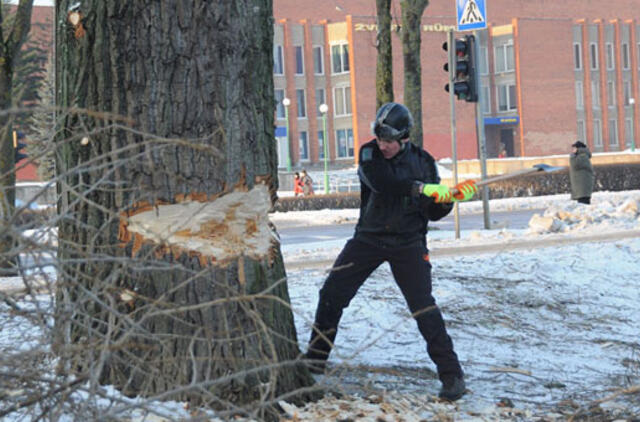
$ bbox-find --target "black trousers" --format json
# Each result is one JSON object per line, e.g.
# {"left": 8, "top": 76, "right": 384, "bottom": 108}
{"left": 307, "top": 238, "right": 463, "bottom": 380}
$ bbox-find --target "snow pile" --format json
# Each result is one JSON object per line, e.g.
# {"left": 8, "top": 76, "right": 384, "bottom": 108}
{"left": 527, "top": 197, "right": 640, "bottom": 234}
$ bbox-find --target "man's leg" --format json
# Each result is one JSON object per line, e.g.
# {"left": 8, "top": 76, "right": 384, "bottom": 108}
{"left": 306, "top": 239, "right": 383, "bottom": 368}
{"left": 388, "top": 246, "right": 464, "bottom": 382}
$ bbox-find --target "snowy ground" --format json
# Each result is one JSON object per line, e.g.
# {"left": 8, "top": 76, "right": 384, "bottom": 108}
{"left": 2, "top": 190, "right": 640, "bottom": 420}
{"left": 275, "top": 190, "right": 640, "bottom": 420}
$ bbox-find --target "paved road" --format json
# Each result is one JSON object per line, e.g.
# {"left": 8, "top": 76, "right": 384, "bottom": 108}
{"left": 277, "top": 208, "right": 545, "bottom": 246}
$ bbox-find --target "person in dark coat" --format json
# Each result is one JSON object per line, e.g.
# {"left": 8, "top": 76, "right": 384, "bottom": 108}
{"left": 304, "top": 102, "right": 478, "bottom": 401}
{"left": 569, "top": 141, "right": 594, "bottom": 205}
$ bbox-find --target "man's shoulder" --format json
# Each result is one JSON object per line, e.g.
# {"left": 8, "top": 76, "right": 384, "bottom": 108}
{"left": 407, "top": 143, "right": 436, "bottom": 163}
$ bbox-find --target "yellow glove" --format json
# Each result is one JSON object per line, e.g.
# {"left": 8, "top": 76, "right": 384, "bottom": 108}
{"left": 421, "top": 184, "right": 453, "bottom": 203}
{"left": 452, "top": 180, "right": 478, "bottom": 202}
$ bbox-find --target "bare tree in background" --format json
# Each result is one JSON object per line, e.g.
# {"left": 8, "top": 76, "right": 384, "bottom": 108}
{"left": 54, "top": 0, "right": 314, "bottom": 418}
{"left": 401, "top": 0, "right": 428, "bottom": 148}
{"left": 0, "top": 0, "right": 34, "bottom": 276}
{"left": 376, "top": 0, "right": 394, "bottom": 110}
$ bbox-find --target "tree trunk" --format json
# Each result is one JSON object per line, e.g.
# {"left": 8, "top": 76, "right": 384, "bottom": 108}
{"left": 0, "top": 0, "right": 34, "bottom": 276}
{"left": 401, "top": 0, "right": 428, "bottom": 148}
{"left": 54, "top": 0, "right": 314, "bottom": 416}
{"left": 375, "top": 0, "right": 393, "bottom": 110}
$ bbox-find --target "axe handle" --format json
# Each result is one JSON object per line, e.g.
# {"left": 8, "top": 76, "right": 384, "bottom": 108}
{"left": 450, "top": 167, "right": 540, "bottom": 195}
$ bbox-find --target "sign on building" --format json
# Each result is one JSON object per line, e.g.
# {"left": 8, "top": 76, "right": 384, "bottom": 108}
{"left": 456, "top": 0, "right": 487, "bottom": 32}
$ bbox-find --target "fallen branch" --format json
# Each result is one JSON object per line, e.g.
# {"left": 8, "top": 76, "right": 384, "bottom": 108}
{"left": 568, "top": 384, "right": 640, "bottom": 422}
{"left": 487, "top": 366, "right": 533, "bottom": 377}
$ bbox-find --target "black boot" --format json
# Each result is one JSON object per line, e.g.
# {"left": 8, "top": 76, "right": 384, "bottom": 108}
{"left": 439, "top": 375, "right": 466, "bottom": 401}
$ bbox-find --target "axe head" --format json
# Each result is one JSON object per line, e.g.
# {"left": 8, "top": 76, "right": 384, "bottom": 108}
{"left": 533, "top": 163, "right": 566, "bottom": 173}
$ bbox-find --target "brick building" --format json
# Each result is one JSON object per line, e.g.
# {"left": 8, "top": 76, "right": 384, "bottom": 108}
{"left": 20, "top": 2, "right": 640, "bottom": 176}
{"left": 273, "top": 0, "right": 640, "bottom": 170}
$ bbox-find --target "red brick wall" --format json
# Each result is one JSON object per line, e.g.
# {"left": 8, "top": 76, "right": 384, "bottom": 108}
{"left": 516, "top": 19, "right": 577, "bottom": 156}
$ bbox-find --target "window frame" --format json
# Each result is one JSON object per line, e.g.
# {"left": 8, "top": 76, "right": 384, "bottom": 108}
{"left": 606, "top": 43, "right": 615, "bottom": 70}
{"left": 294, "top": 45, "right": 304, "bottom": 75}
{"left": 574, "top": 42, "right": 582, "bottom": 70}
{"left": 335, "top": 128, "right": 354, "bottom": 158}
{"left": 590, "top": 43, "right": 599, "bottom": 70}
{"left": 296, "top": 89, "right": 307, "bottom": 118}
{"left": 330, "top": 43, "right": 350, "bottom": 74}
{"left": 313, "top": 45, "right": 324, "bottom": 75}
{"left": 333, "top": 85, "right": 352, "bottom": 117}
{"left": 273, "top": 44, "right": 284, "bottom": 75}
{"left": 593, "top": 118, "right": 603, "bottom": 147}
{"left": 299, "top": 131, "right": 310, "bottom": 161}
{"left": 275, "top": 89, "right": 286, "bottom": 120}
{"left": 575, "top": 80, "right": 584, "bottom": 110}
{"left": 609, "top": 118, "right": 619, "bottom": 146}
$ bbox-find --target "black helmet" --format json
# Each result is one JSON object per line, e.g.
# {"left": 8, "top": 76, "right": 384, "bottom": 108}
{"left": 372, "top": 102, "right": 414, "bottom": 142}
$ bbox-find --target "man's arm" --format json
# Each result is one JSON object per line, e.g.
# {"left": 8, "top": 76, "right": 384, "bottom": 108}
{"left": 358, "top": 143, "right": 416, "bottom": 196}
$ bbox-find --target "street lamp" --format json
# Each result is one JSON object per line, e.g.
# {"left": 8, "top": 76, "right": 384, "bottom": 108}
{"left": 630, "top": 98, "right": 636, "bottom": 152}
{"left": 319, "top": 103, "right": 329, "bottom": 194}
{"left": 282, "top": 97, "right": 292, "bottom": 171}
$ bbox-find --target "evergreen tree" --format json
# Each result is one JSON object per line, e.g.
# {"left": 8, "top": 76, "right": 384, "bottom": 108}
{"left": 27, "top": 53, "right": 55, "bottom": 180}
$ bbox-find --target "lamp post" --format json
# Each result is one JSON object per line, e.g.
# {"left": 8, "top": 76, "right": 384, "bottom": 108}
{"left": 319, "top": 103, "right": 329, "bottom": 194}
{"left": 630, "top": 98, "right": 636, "bottom": 152}
{"left": 282, "top": 97, "right": 292, "bottom": 171}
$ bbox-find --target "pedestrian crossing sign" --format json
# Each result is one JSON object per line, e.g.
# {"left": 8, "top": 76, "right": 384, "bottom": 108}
{"left": 456, "top": 0, "right": 487, "bottom": 31}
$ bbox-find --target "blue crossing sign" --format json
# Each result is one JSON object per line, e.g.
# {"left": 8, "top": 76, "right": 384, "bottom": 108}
{"left": 456, "top": 0, "right": 487, "bottom": 31}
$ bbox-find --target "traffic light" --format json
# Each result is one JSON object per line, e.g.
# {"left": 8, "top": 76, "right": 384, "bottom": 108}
{"left": 13, "top": 130, "right": 28, "bottom": 162}
{"left": 442, "top": 34, "right": 478, "bottom": 103}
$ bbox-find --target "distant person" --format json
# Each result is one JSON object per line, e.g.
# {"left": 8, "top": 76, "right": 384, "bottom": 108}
{"left": 300, "top": 169, "right": 314, "bottom": 196}
{"left": 293, "top": 172, "right": 304, "bottom": 196}
{"left": 569, "top": 141, "right": 594, "bottom": 205}
{"left": 304, "top": 102, "right": 478, "bottom": 401}
{"left": 497, "top": 143, "right": 507, "bottom": 158}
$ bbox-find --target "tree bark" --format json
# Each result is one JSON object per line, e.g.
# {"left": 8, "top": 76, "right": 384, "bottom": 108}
{"left": 401, "top": 0, "right": 428, "bottom": 148}
{"left": 375, "top": 0, "right": 393, "bottom": 110}
{"left": 0, "top": 0, "right": 34, "bottom": 276}
{"left": 54, "top": 0, "right": 314, "bottom": 416}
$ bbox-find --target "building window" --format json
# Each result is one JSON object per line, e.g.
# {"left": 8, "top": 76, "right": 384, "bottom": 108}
{"left": 625, "top": 118, "right": 633, "bottom": 147}
{"left": 336, "top": 128, "right": 354, "bottom": 158}
{"left": 494, "top": 42, "right": 514, "bottom": 73}
{"left": 593, "top": 119, "right": 603, "bottom": 147}
{"left": 334, "top": 85, "right": 352, "bottom": 116}
{"left": 331, "top": 43, "right": 350, "bottom": 74}
{"left": 577, "top": 119, "right": 586, "bottom": 142}
{"left": 624, "top": 80, "right": 632, "bottom": 105}
{"left": 295, "top": 46, "right": 304, "bottom": 75}
{"left": 275, "top": 89, "right": 286, "bottom": 119}
{"left": 576, "top": 81, "right": 584, "bottom": 110}
{"left": 299, "top": 131, "right": 309, "bottom": 161}
{"left": 274, "top": 45, "right": 284, "bottom": 75}
{"left": 479, "top": 46, "right": 489, "bottom": 75}
{"left": 574, "top": 42, "right": 582, "bottom": 70}
{"left": 622, "top": 43, "right": 630, "bottom": 70}
{"left": 590, "top": 43, "right": 598, "bottom": 70}
{"left": 481, "top": 85, "right": 491, "bottom": 113}
{"left": 591, "top": 81, "right": 600, "bottom": 109}
{"left": 316, "top": 88, "right": 326, "bottom": 117}
{"left": 606, "top": 43, "right": 615, "bottom": 70}
{"left": 609, "top": 119, "right": 619, "bottom": 146}
{"left": 497, "top": 84, "right": 517, "bottom": 111}
{"left": 607, "top": 80, "right": 616, "bottom": 107}
{"left": 318, "top": 130, "right": 325, "bottom": 159}
{"left": 313, "top": 46, "right": 324, "bottom": 75}
{"left": 296, "top": 89, "right": 306, "bottom": 118}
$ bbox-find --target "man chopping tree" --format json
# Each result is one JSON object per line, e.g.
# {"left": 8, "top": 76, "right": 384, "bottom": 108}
{"left": 304, "top": 102, "right": 477, "bottom": 401}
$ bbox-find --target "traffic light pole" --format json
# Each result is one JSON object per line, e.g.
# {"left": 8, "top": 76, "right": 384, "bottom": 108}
{"left": 473, "top": 30, "right": 491, "bottom": 229}
{"left": 447, "top": 30, "right": 461, "bottom": 240}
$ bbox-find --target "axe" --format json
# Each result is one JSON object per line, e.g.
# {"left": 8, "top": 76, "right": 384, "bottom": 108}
{"left": 451, "top": 163, "right": 566, "bottom": 195}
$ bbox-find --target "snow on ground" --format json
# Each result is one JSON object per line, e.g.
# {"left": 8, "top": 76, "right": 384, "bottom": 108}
{"left": 2, "top": 190, "right": 640, "bottom": 420}
{"left": 276, "top": 189, "right": 640, "bottom": 420}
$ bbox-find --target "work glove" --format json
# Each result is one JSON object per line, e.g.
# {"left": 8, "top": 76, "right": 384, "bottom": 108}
{"left": 452, "top": 180, "right": 478, "bottom": 202}
{"left": 421, "top": 184, "right": 453, "bottom": 203}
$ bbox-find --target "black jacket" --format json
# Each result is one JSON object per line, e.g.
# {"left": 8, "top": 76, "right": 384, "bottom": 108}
{"left": 354, "top": 139, "right": 452, "bottom": 248}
